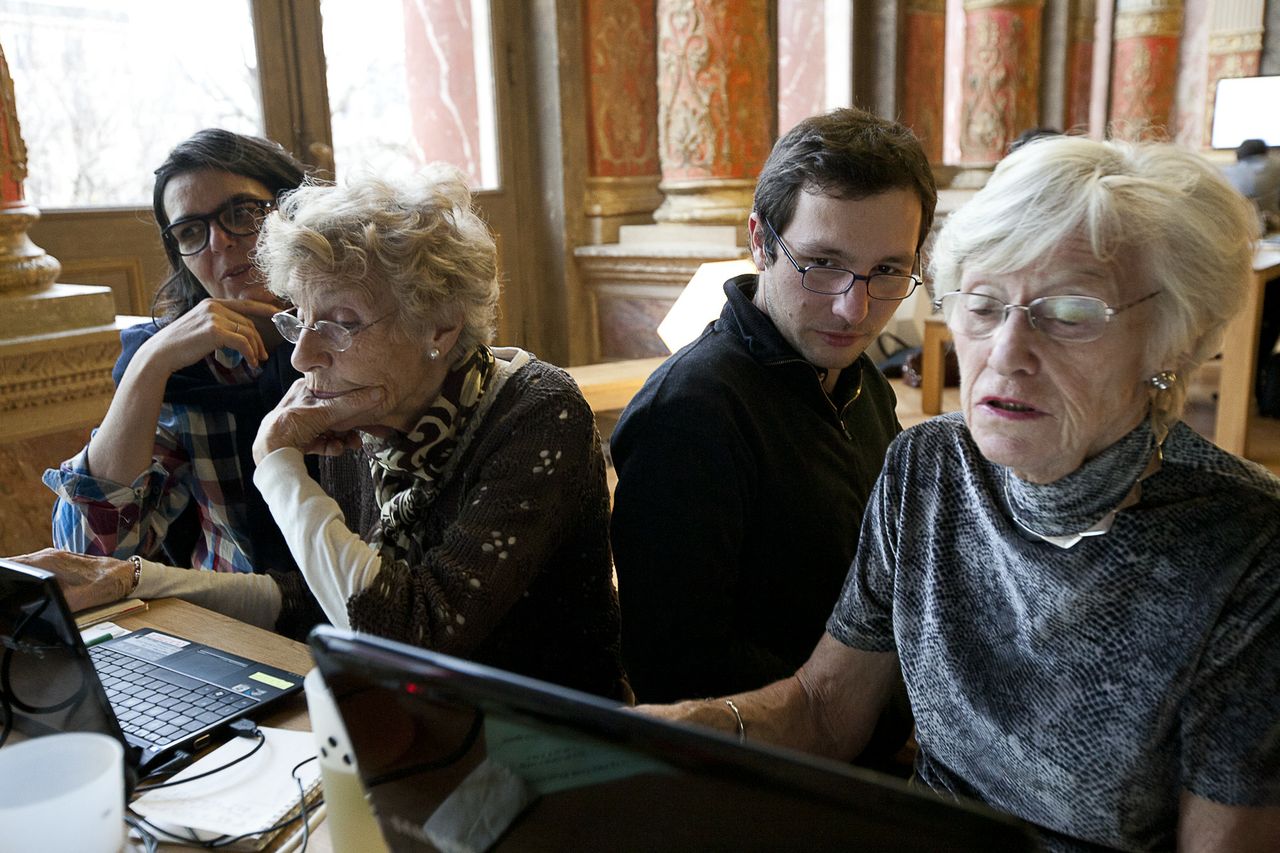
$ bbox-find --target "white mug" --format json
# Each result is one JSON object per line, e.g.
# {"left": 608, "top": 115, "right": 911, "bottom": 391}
{"left": 0, "top": 731, "right": 125, "bottom": 853}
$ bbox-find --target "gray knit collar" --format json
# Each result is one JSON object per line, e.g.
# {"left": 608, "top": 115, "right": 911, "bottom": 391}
{"left": 1001, "top": 420, "right": 1157, "bottom": 547}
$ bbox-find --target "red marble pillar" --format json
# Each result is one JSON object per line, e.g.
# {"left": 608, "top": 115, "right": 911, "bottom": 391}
{"left": 1066, "top": 0, "right": 1095, "bottom": 132}
{"left": 402, "top": 0, "right": 485, "bottom": 185}
{"left": 0, "top": 43, "right": 59, "bottom": 295}
{"left": 777, "top": 0, "right": 826, "bottom": 137}
{"left": 0, "top": 48, "right": 27, "bottom": 209}
{"left": 903, "top": 0, "right": 947, "bottom": 163}
{"left": 1203, "top": 26, "right": 1263, "bottom": 147}
{"left": 655, "top": 0, "right": 773, "bottom": 226}
{"left": 959, "top": 0, "right": 1045, "bottom": 166}
{"left": 1108, "top": 0, "right": 1182, "bottom": 140}
{"left": 584, "top": 0, "right": 662, "bottom": 242}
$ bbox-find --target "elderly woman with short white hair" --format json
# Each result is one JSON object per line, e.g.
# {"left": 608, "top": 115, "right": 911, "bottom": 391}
{"left": 244, "top": 165, "right": 628, "bottom": 701}
{"left": 645, "top": 137, "right": 1280, "bottom": 850}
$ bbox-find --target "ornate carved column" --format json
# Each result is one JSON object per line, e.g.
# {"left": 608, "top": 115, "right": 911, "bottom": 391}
{"left": 903, "top": 0, "right": 947, "bottom": 162}
{"left": 0, "top": 42, "right": 121, "bottom": 444}
{"left": 654, "top": 0, "right": 773, "bottom": 227}
{"left": 1203, "top": 0, "right": 1265, "bottom": 147}
{"left": 959, "top": 0, "right": 1046, "bottom": 166}
{"left": 1109, "top": 0, "right": 1183, "bottom": 139}
{"left": 583, "top": 0, "right": 662, "bottom": 244}
{"left": 1066, "top": 0, "right": 1096, "bottom": 131}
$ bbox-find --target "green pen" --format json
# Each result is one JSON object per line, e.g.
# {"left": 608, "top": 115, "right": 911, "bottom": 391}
{"left": 84, "top": 632, "right": 114, "bottom": 648}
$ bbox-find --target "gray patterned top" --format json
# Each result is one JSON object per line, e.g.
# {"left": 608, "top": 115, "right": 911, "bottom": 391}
{"left": 829, "top": 413, "right": 1280, "bottom": 851}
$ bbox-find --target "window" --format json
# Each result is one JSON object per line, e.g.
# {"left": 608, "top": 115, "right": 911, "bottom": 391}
{"left": 1, "top": 0, "right": 262, "bottom": 207}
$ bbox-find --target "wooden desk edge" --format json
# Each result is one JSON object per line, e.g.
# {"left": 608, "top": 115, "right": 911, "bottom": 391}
{"left": 567, "top": 356, "right": 668, "bottom": 414}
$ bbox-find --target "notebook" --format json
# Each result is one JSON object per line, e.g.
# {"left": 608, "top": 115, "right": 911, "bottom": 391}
{"left": 130, "top": 726, "right": 323, "bottom": 851}
{"left": 309, "top": 625, "right": 1041, "bottom": 852}
{"left": 0, "top": 558, "right": 304, "bottom": 780}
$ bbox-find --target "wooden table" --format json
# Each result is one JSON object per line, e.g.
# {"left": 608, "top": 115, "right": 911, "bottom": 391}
{"left": 1215, "top": 248, "right": 1280, "bottom": 455}
{"left": 919, "top": 317, "right": 953, "bottom": 417}
{"left": 565, "top": 356, "right": 666, "bottom": 413}
{"left": 118, "top": 599, "right": 333, "bottom": 852}
{"left": 919, "top": 249, "right": 1280, "bottom": 459}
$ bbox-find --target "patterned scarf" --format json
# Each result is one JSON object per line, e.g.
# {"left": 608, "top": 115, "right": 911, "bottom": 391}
{"left": 368, "top": 345, "right": 495, "bottom": 558}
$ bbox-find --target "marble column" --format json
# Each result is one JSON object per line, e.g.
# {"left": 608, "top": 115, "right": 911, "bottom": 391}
{"left": 583, "top": 0, "right": 662, "bottom": 245}
{"left": 959, "top": 0, "right": 1046, "bottom": 166}
{"left": 1203, "top": 0, "right": 1265, "bottom": 147}
{"left": 1066, "top": 0, "right": 1096, "bottom": 131}
{"left": 903, "top": 0, "right": 947, "bottom": 163}
{"left": 654, "top": 0, "right": 773, "bottom": 227}
{"left": 0, "top": 53, "right": 59, "bottom": 296}
{"left": 402, "top": 0, "right": 488, "bottom": 185}
{"left": 1109, "top": 0, "right": 1183, "bottom": 139}
{"left": 777, "top": 0, "right": 827, "bottom": 136}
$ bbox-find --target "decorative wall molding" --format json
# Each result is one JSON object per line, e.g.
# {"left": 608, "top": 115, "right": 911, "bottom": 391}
{"left": 0, "top": 322, "right": 124, "bottom": 443}
{"left": 1208, "top": 29, "right": 1264, "bottom": 54}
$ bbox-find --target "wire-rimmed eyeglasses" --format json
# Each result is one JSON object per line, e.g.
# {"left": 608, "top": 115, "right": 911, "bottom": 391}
{"left": 162, "top": 198, "right": 275, "bottom": 257}
{"left": 932, "top": 290, "right": 1162, "bottom": 344}
{"left": 762, "top": 217, "right": 921, "bottom": 300}
{"left": 271, "top": 308, "right": 397, "bottom": 353}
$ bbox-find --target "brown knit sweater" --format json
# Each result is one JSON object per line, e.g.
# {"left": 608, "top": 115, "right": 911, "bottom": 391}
{"left": 280, "top": 357, "right": 629, "bottom": 702}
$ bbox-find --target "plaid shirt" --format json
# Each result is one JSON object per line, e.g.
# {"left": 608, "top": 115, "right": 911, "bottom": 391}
{"left": 44, "top": 346, "right": 263, "bottom": 574}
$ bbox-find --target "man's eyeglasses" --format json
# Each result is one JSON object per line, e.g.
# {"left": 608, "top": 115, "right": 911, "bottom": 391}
{"left": 271, "top": 308, "right": 397, "bottom": 353}
{"left": 162, "top": 198, "right": 275, "bottom": 257}
{"left": 933, "top": 290, "right": 1162, "bottom": 344}
{"left": 762, "top": 217, "right": 921, "bottom": 300}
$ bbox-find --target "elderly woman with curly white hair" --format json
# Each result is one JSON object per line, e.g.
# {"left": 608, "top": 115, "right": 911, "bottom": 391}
{"left": 643, "top": 137, "right": 1280, "bottom": 850}
{"left": 26, "top": 166, "right": 630, "bottom": 703}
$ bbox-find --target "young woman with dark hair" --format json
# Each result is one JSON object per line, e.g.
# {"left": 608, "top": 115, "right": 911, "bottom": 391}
{"left": 42, "top": 129, "right": 335, "bottom": 596}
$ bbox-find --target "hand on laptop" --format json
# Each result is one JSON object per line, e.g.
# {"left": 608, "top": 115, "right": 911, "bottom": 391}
{"left": 6, "top": 548, "right": 134, "bottom": 612}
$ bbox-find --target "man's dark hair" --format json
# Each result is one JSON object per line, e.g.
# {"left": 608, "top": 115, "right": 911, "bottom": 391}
{"left": 752, "top": 107, "right": 937, "bottom": 261}
{"left": 1237, "top": 138, "right": 1269, "bottom": 161}
{"left": 1007, "top": 126, "right": 1062, "bottom": 155}
{"left": 151, "top": 128, "right": 308, "bottom": 321}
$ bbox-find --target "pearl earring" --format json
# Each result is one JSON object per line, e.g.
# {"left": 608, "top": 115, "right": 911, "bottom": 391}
{"left": 428, "top": 347, "right": 441, "bottom": 361}
{"left": 1146, "top": 370, "right": 1177, "bottom": 391}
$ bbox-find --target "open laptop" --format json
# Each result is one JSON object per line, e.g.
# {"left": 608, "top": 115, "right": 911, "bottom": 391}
{"left": 0, "top": 558, "right": 303, "bottom": 781}
{"left": 309, "top": 626, "right": 1041, "bottom": 852}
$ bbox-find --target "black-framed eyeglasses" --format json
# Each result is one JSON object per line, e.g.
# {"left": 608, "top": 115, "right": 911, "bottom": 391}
{"left": 762, "top": 217, "right": 921, "bottom": 300}
{"left": 271, "top": 308, "right": 397, "bottom": 353}
{"left": 162, "top": 197, "right": 275, "bottom": 257}
{"left": 933, "top": 290, "right": 1162, "bottom": 344}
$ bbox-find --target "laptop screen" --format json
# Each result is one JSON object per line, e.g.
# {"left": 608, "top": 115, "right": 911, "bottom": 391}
{"left": 310, "top": 626, "right": 1039, "bottom": 852}
{"left": 0, "top": 560, "right": 126, "bottom": 751}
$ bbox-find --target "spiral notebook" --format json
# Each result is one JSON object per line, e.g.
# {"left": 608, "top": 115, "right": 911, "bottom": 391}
{"left": 130, "top": 726, "right": 323, "bottom": 851}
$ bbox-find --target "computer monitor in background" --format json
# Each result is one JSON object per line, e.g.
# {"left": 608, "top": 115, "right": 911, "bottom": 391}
{"left": 1211, "top": 76, "right": 1280, "bottom": 150}
{"left": 309, "top": 626, "right": 1040, "bottom": 853}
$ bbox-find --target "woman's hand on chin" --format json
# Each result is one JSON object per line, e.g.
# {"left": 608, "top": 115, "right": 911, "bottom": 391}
{"left": 144, "top": 297, "right": 280, "bottom": 375}
{"left": 253, "top": 378, "right": 384, "bottom": 463}
{"left": 8, "top": 548, "right": 134, "bottom": 612}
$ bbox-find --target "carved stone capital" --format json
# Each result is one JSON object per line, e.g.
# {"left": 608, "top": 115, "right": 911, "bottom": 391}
{"left": 1113, "top": 6, "right": 1184, "bottom": 41}
{"left": 963, "top": 0, "right": 1044, "bottom": 11}
{"left": 1208, "top": 29, "right": 1264, "bottom": 55}
{"left": 585, "top": 175, "right": 664, "bottom": 218}
{"left": 653, "top": 177, "right": 755, "bottom": 226}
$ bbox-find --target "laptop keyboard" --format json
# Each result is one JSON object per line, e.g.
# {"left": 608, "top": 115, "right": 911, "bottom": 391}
{"left": 89, "top": 645, "right": 256, "bottom": 747}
